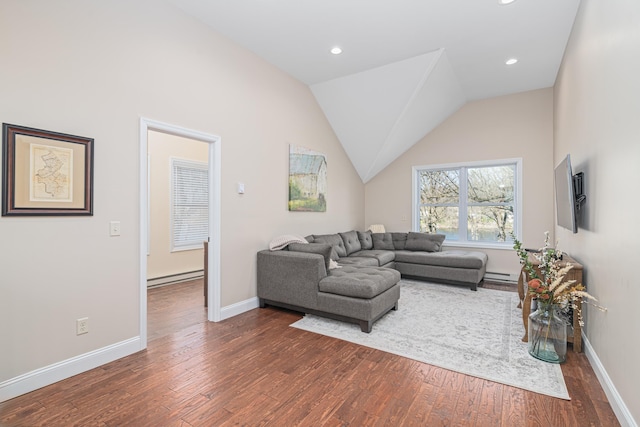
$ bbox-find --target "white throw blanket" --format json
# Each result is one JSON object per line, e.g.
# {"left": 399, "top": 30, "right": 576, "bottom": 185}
{"left": 269, "top": 234, "right": 308, "bottom": 251}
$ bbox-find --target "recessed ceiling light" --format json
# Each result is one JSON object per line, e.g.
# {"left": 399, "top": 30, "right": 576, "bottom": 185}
{"left": 330, "top": 47, "right": 342, "bottom": 55}
{"left": 505, "top": 58, "right": 518, "bottom": 65}
{"left": 498, "top": 0, "right": 516, "bottom": 4}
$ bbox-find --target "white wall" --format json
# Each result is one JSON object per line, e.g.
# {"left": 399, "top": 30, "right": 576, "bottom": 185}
{"left": 365, "top": 88, "right": 555, "bottom": 277}
{"left": 554, "top": 0, "right": 640, "bottom": 424}
{"left": 147, "top": 131, "right": 208, "bottom": 281}
{"left": 0, "top": 0, "right": 364, "bottom": 390}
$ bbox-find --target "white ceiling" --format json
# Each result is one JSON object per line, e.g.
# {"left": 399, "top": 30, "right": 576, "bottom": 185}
{"left": 168, "top": 0, "right": 581, "bottom": 182}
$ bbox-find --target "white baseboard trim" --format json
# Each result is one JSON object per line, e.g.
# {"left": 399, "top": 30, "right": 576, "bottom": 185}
{"left": 583, "top": 334, "right": 637, "bottom": 427}
{"left": 220, "top": 297, "right": 260, "bottom": 320}
{"left": 0, "top": 337, "right": 142, "bottom": 403}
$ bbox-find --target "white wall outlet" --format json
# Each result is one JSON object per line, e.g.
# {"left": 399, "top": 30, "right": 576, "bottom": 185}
{"left": 109, "top": 221, "right": 121, "bottom": 236}
{"left": 76, "top": 317, "right": 89, "bottom": 335}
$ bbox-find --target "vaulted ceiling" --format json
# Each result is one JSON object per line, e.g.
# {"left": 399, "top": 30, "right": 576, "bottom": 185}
{"left": 167, "top": 0, "right": 581, "bottom": 182}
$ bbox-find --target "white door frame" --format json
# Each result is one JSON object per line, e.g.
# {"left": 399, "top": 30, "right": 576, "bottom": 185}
{"left": 139, "top": 117, "right": 222, "bottom": 347}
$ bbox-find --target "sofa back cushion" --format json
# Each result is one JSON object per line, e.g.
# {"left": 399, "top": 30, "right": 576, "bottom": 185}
{"left": 339, "top": 230, "right": 362, "bottom": 255}
{"left": 288, "top": 243, "right": 333, "bottom": 270}
{"left": 372, "top": 232, "right": 395, "bottom": 250}
{"left": 404, "top": 232, "right": 446, "bottom": 252}
{"left": 391, "top": 232, "right": 408, "bottom": 250}
{"left": 357, "top": 230, "right": 373, "bottom": 250}
{"left": 313, "top": 233, "right": 347, "bottom": 258}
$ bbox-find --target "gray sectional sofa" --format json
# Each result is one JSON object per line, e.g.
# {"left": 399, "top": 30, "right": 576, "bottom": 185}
{"left": 257, "top": 230, "right": 488, "bottom": 332}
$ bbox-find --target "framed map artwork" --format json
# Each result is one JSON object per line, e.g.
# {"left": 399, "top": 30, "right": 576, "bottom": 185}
{"left": 2, "top": 123, "right": 94, "bottom": 216}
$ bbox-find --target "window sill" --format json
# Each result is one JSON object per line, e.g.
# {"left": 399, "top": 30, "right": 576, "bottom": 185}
{"left": 442, "top": 241, "right": 514, "bottom": 251}
{"left": 171, "top": 245, "right": 204, "bottom": 253}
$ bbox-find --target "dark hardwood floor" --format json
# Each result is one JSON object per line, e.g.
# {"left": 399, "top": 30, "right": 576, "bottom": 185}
{"left": 0, "top": 279, "right": 619, "bottom": 426}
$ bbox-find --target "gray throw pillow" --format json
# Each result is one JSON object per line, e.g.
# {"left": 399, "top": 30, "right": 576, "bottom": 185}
{"left": 288, "top": 243, "right": 333, "bottom": 270}
{"left": 312, "top": 234, "right": 346, "bottom": 258}
{"left": 339, "top": 230, "right": 362, "bottom": 255}
{"left": 357, "top": 230, "right": 373, "bottom": 250}
{"left": 404, "top": 232, "right": 446, "bottom": 252}
{"left": 372, "top": 233, "right": 395, "bottom": 250}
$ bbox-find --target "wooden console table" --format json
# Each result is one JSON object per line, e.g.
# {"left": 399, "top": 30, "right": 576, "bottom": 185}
{"left": 517, "top": 252, "right": 583, "bottom": 352}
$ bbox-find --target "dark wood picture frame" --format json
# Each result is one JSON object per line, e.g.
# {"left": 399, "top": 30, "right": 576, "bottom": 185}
{"left": 2, "top": 123, "right": 94, "bottom": 216}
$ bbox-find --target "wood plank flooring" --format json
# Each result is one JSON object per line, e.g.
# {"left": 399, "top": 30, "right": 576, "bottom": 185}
{"left": 0, "top": 279, "right": 620, "bottom": 426}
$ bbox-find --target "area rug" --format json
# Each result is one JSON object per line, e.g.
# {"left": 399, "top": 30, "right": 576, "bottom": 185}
{"left": 291, "top": 279, "right": 570, "bottom": 400}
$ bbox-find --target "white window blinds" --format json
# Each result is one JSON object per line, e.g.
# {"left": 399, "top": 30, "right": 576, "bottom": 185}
{"left": 171, "top": 158, "right": 208, "bottom": 251}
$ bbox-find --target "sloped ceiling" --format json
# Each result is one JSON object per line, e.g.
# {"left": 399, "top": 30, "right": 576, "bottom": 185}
{"left": 311, "top": 49, "right": 465, "bottom": 182}
{"left": 167, "top": 0, "right": 581, "bottom": 182}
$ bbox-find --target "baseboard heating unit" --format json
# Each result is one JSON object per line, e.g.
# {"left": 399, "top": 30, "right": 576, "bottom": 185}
{"left": 147, "top": 270, "right": 204, "bottom": 288}
{"left": 484, "top": 271, "right": 519, "bottom": 285}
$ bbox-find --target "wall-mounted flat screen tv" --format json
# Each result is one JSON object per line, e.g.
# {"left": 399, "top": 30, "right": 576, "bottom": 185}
{"left": 554, "top": 154, "right": 585, "bottom": 233}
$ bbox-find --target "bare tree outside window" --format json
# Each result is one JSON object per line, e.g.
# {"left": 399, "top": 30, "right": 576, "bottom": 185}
{"left": 418, "top": 170, "right": 459, "bottom": 237}
{"left": 467, "top": 165, "right": 515, "bottom": 242}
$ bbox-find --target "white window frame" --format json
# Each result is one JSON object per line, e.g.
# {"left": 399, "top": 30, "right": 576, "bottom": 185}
{"left": 170, "top": 157, "right": 208, "bottom": 252}
{"left": 412, "top": 158, "right": 522, "bottom": 250}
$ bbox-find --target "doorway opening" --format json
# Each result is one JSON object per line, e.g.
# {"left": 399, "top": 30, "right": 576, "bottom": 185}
{"left": 139, "top": 118, "right": 221, "bottom": 348}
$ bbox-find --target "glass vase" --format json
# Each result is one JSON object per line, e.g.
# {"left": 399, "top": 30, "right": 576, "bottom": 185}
{"left": 528, "top": 301, "right": 567, "bottom": 363}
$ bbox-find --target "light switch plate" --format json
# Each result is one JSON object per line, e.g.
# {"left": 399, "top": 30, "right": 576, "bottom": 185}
{"left": 109, "top": 221, "right": 121, "bottom": 236}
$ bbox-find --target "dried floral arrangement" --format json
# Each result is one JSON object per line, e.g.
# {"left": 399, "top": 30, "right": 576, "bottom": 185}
{"left": 512, "top": 231, "right": 605, "bottom": 326}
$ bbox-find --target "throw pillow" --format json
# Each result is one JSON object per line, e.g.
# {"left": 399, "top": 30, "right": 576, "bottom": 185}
{"left": 313, "top": 233, "right": 347, "bottom": 258}
{"left": 269, "top": 234, "right": 308, "bottom": 251}
{"left": 372, "top": 232, "right": 395, "bottom": 250}
{"left": 339, "top": 230, "right": 362, "bottom": 255}
{"left": 404, "top": 232, "right": 446, "bottom": 252}
{"left": 357, "top": 230, "right": 373, "bottom": 250}
{"left": 288, "top": 243, "right": 333, "bottom": 270}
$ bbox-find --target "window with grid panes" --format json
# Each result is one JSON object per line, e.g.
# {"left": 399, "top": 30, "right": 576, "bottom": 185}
{"left": 414, "top": 159, "right": 521, "bottom": 247}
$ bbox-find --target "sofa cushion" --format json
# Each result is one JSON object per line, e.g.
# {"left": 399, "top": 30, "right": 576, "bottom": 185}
{"left": 391, "top": 232, "right": 408, "bottom": 250}
{"left": 313, "top": 233, "right": 347, "bottom": 258}
{"left": 349, "top": 250, "right": 396, "bottom": 266}
{"left": 319, "top": 266, "right": 400, "bottom": 299}
{"left": 357, "top": 230, "right": 373, "bottom": 250}
{"left": 372, "top": 233, "right": 395, "bottom": 250}
{"left": 393, "top": 250, "right": 487, "bottom": 269}
{"left": 288, "top": 243, "right": 332, "bottom": 271}
{"left": 339, "top": 230, "right": 362, "bottom": 255}
{"left": 336, "top": 257, "right": 378, "bottom": 267}
{"left": 404, "top": 232, "right": 446, "bottom": 252}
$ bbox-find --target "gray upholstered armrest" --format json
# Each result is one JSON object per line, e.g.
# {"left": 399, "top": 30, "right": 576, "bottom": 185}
{"left": 257, "top": 250, "right": 327, "bottom": 309}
